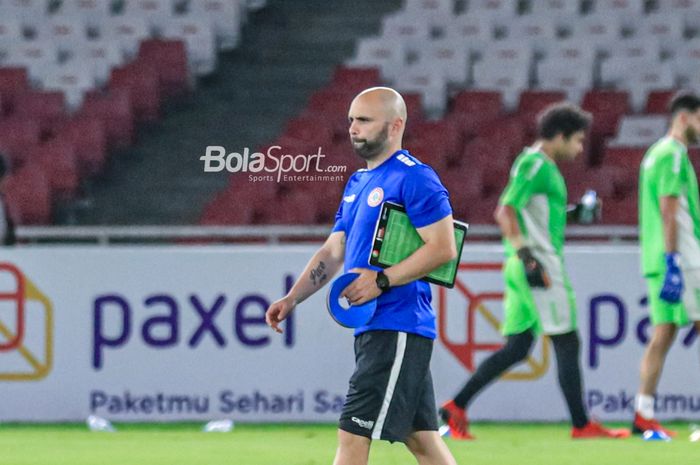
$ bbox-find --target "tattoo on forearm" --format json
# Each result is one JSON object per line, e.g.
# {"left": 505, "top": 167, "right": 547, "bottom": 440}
{"left": 310, "top": 261, "right": 327, "bottom": 286}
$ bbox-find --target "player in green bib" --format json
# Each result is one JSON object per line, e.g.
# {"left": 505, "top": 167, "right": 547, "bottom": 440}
{"left": 634, "top": 92, "right": 700, "bottom": 437}
{"left": 440, "top": 103, "right": 629, "bottom": 440}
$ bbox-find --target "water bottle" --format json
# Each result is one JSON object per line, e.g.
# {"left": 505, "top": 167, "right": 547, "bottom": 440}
{"left": 578, "top": 190, "right": 598, "bottom": 224}
{"left": 86, "top": 415, "right": 116, "bottom": 432}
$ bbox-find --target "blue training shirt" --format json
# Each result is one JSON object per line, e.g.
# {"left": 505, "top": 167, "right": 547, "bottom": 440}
{"left": 332, "top": 149, "right": 452, "bottom": 339}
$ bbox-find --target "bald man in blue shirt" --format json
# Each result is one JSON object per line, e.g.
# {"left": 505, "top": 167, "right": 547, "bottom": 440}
{"left": 266, "top": 87, "right": 459, "bottom": 465}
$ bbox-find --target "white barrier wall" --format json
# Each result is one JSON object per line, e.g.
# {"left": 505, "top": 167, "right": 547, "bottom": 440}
{"left": 0, "top": 245, "right": 698, "bottom": 422}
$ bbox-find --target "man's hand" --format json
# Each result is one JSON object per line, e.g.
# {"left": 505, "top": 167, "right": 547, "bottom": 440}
{"left": 265, "top": 296, "right": 296, "bottom": 334}
{"left": 517, "top": 247, "right": 550, "bottom": 288}
{"left": 567, "top": 190, "right": 602, "bottom": 224}
{"left": 342, "top": 268, "right": 383, "bottom": 305}
{"left": 660, "top": 252, "right": 684, "bottom": 303}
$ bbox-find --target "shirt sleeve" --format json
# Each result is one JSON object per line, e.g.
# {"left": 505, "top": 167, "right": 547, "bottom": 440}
{"left": 332, "top": 199, "right": 345, "bottom": 233}
{"left": 402, "top": 165, "right": 452, "bottom": 228}
{"left": 656, "top": 150, "right": 683, "bottom": 198}
{"left": 500, "top": 156, "right": 544, "bottom": 209}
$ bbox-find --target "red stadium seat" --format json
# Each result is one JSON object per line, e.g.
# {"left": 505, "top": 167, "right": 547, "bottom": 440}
{"left": 600, "top": 198, "right": 638, "bottom": 225}
{"left": 13, "top": 91, "right": 67, "bottom": 137}
{"left": 0, "top": 67, "right": 29, "bottom": 115}
{"left": 284, "top": 115, "right": 335, "bottom": 148}
{"left": 474, "top": 116, "right": 526, "bottom": 158}
{"left": 138, "top": 39, "right": 191, "bottom": 100}
{"left": 644, "top": 90, "right": 676, "bottom": 114}
{"left": 582, "top": 90, "right": 631, "bottom": 164}
{"left": 602, "top": 146, "right": 646, "bottom": 169}
{"left": 440, "top": 168, "right": 484, "bottom": 218}
{"left": 2, "top": 165, "right": 52, "bottom": 224}
{"left": 452, "top": 90, "right": 504, "bottom": 116}
{"left": 410, "top": 119, "right": 463, "bottom": 159}
{"left": 255, "top": 189, "right": 318, "bottom": 224}
{"left": 304, "top": 88, "right": 355, "bottom": 139}
{"left": 55, "top": 117, "right": 108, "bottom": 177}
{"left": 460, "top": 137, "right": 513, "bottom": 171}
{"left": 79, "top": 89, "right": 135, "bottom": 149}
{"left": 330, "top": 66, "right": 380, "bottom": 93}
{"left": 449, "top": 91, "right": 504, "bottom": 140}
{"left": 403, "top": 92, "right": 425, "bottom": 123}
{"left": 200, "top": 191, "right": 255, "bottom": 225}
{"left": 404, "top": 137, "right": 448, "bottom": 169}
{"left": 516, "top": 90, "right": 567, "bottom": 136}
{"left": 0, "top": 117, "right": 41, "bottom": 167}
{"left": 110, "top": 61, "right": 161, "bottom": 123}
{"left": 27, "top": 139, "right": 80, "bottom": 200}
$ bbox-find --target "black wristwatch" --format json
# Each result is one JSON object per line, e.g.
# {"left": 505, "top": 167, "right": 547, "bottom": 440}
{"left": 376, "top": 271, "right": 391, "bottom": 293}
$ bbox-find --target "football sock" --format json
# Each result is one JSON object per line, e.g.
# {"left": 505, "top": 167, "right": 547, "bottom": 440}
{"left": 550, "top": 331, "right": 589, "bottom": 428}
{"left": 635, "top": 394, "right": 655, "bottom": 419}
{"left": 453, "top": 329, "right": 535, "bottom": 409}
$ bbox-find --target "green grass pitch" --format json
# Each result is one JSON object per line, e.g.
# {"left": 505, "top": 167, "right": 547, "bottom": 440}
{"left": 1, "top": 422, "right": 697, "bottom": 465}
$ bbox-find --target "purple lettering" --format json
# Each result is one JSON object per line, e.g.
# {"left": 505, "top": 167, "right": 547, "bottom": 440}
{"left": 189, "top": 295, "right": 226, "bottom": 347}
{"left": 93, "top": 295, "right": 131, "bottom": 369}
{"left": 235, "top": 295, "right": 270, "bottom": 346}
{"left": 589, "top": 295, "right": 626, "bottom": 368}
{"left": 142, "top": 295, "right": 179, "bottom": 347}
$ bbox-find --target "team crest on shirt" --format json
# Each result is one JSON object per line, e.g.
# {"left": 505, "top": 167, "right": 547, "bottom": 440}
{"left": 367, "top": 187, "right": 384, "bottom": 207}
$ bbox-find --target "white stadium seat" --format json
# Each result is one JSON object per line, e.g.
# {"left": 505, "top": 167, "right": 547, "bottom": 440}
{"left": 537, "top": 59, "right": 593, "bottom": 104}
{"left": 503, "top": 16, "right": 557, "bottom": 55}
{"left": 443, "top": 14, "right": 494, "bottom": 57}
{"left": 472, "top": 58, "right": 529, "bottom": 110}
{"left": 381, "top": 13, "right": 431, "bottom": 55}
{"left": 394, "top": 64, "right": 447, "bottom": 116}
{"left": 162, "top": 17, "right": 217, "bottom": 76}
{"left": 122, "top": 0, "right": 176, "bottom": 35}
{"left": 71, "top": 39, "right": 124, "bottom": 86}
{"left": 414, "top": 39, "right": 469, "bottom": 85}
{"left": 4, "top": 40, "right": 58, "bottom": 83}
{"left": 101, "top": 15, "right": 151, "bottom": 59}
{"left": 188, "top": 0, "right": 244, "bottom": 51}
{"left": 40, "top": 63, "right": 96, "bottom": 111}
{"left": 608, "top": 115, "right": 668, "bottom": 147}
{"left": 529, "top": 0, "right": 580, "bottom": 15}
{"left": 632, "top": 13, "right": 685, "bottom": 56}
{"left": 347, "top": 36, "right": 406, "bottom": 83}
{"left": 58, "top": 0, "right": 112, "bottom": 27}
{"left": 570, "top": 14, "right": 622, "bottom": 54}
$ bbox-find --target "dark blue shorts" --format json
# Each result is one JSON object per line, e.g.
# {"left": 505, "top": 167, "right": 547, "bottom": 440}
{"left": 338, "top": 330, "right": 438, "bottom": 443}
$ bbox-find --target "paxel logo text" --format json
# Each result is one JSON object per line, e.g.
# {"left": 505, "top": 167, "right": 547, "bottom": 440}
{"left": 92, "top": 275, "right": 295, "bottom": 369}
{"left": 588, "top": 294, "right": 697, "bottom": 368}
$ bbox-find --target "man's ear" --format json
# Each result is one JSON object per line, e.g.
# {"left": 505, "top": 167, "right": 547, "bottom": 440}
{"left": 391, "top": 117, "right": 405, "bottom": 137}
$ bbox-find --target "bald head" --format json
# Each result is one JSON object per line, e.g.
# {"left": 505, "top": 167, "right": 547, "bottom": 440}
{"left": 352, "top": 87, "right": 407, "bottom": 122}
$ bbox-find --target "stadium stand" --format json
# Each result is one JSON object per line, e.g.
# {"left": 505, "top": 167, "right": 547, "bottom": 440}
{"left": 3, "top": 0, "right": 696, "bottom": 227}
{"left": 224, "top": 0, "right": 689, "bottom": 227}
{"left": 0, "top": 0, "right": 257, "bottom": 224}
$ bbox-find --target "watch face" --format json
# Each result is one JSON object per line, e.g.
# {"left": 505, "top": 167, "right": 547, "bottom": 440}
{"left": 376, "top": 273, "right": 390, "bottom": 290}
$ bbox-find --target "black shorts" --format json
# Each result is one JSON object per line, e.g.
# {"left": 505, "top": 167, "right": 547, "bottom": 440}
{"left": 338, "top": 330, "right": 438, "bottom": 443}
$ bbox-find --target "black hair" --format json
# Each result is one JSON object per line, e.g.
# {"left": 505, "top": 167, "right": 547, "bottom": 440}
{"left": 537, "top": 102, "right": 592, "bottom": 140}
{"left": 669, "top": 91, "right": 700, "bottom": 116}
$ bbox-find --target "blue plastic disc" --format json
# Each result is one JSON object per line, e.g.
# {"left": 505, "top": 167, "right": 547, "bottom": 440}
{"left": 642, "top": 430, "right": 671, "bottom": 441}
{"left": 326, "top": 272, "right": 378, "bottom": 328}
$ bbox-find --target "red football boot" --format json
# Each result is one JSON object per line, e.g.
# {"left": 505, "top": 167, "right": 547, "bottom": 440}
{"left": 438, "top": 400, "right": 475, "bottom": 440}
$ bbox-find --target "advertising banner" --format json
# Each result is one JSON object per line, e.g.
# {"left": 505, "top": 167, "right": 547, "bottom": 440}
{"left": 0, "top": 245, "right": 697, "bottom": 422}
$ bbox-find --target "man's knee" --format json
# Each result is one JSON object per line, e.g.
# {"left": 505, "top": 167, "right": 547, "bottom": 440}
{"left": 505, "top": 330, "right": 535, "bottom": 363}
{"left": 334, "top": 430, "right": 371, "bottom": 465}
{"left": 648, "top": 324, "right": 677, "bottom": 352}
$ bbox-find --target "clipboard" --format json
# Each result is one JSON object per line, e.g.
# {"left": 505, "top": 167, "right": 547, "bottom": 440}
{"left": 368, "top": 201, "right": 468, "bottom": 288}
